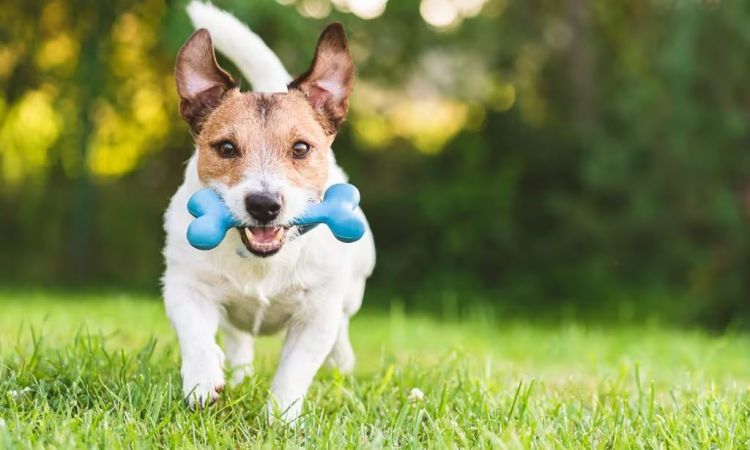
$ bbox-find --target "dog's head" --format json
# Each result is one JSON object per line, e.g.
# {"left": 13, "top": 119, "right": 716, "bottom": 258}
{"left": 175, "top": 24, "right": 353, "bottom": 257}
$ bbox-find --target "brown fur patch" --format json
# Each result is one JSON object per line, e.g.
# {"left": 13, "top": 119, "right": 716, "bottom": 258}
{"left": 195, "top": 90, "right": 332, "bottom": 194}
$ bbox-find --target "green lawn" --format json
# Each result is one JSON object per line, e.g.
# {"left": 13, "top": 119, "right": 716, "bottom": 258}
{"left": 0, "top": 291, "right": 748, "bottom": 448}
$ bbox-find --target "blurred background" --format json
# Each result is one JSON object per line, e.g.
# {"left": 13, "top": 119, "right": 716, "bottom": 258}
{"left": 0, "top": 0, "right": 748, "bottom": 327}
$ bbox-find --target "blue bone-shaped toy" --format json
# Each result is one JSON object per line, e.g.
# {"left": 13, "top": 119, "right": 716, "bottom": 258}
{"left": 186, "top": 183, "right": 365, "bottom": 250}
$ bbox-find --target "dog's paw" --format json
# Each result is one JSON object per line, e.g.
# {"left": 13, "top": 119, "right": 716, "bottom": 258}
{"left": 181, "top": 345, "right": 226, "bottom": 409}
{"left": 267, "top": 393, "right": 303, "bottom": 426}
{"left": 184, "top": 380, "right": 224, "bottom": 409}
{"left": 227, "top": 363, "right": 253, "bottom": 388}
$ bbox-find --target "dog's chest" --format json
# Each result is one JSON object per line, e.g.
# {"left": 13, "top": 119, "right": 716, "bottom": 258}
{"left": 213, "top": 256, "right": 318, "bottom": 335}
{"left": 222, "top": 287, "right": 305, "bottom": 335}
{"left": 225, "top": 293, "right": 303, "bottom": 335}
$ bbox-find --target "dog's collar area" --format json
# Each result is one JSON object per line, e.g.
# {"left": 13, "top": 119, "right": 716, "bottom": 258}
{"left": 295, "top": 223, "right": 318, "bottom": 236}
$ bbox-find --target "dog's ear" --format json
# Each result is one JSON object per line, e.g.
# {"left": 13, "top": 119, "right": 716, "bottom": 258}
{"left": 175, "top": 29, "right": 236, "bottom": 133}
{"left": 288, "top": 23, "right": 354, "bottom": 133}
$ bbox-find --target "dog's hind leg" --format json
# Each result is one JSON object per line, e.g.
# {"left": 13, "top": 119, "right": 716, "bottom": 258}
{"left": 221, "top": 322, "right": 254, "bottom": 387}
{"left": 326, "top": 317, "right": 355, "bottom": 374}
{"left": 343, "top": 276, "right": 366, "bottom": 317}
{"left": 326, "top": 277, "right": 366, "bottom": 374}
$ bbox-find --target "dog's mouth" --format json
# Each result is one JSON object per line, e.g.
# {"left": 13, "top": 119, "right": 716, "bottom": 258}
{"left": 237, "top": 226, "right": 289, "bottom": 257}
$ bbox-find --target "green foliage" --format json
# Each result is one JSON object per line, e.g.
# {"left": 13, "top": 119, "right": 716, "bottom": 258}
{"left": 1, "top": 0, "right": 749, "bottom": 325}
{"left": 1, "top": 292, "right": 749, "bottom": 447}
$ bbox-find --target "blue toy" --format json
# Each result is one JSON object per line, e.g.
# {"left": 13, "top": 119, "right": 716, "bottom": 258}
{"left": 186, "top": 189, "right": 241, "bottom": 250}
{"left": 186, "top": 183, "right": 365, "bottom": 250}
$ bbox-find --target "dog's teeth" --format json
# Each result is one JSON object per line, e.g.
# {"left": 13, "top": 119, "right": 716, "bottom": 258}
{"left": 242, "top": 226, "right": 286, "bottom": 253}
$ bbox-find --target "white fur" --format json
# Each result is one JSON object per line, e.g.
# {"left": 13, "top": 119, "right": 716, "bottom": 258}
{"left": 163, "top": 2, "right": 376, "bottom": 422}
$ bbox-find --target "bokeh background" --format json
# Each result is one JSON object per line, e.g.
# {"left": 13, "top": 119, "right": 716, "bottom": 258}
{"left": 1, "top": 0, "right": 748, "bottom": 327}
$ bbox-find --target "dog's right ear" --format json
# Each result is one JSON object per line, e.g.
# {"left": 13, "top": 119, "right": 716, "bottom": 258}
{"left": 288, "top": 23, "right": 354, "bottom": 134}
{"left": 175, "top": 29, "right": 236, "bottom": 133}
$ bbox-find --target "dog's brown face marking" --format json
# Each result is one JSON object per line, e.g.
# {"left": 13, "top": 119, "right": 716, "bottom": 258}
{"left": 193, "top": 91, "right": 333, "bottom": 192}
{"left": 175, "top": 24, "right": 354, "bottom": 197}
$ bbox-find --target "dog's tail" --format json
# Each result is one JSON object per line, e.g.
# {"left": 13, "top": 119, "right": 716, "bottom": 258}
{"left": 186, "top": 1, "right": 292, "bottom": 93}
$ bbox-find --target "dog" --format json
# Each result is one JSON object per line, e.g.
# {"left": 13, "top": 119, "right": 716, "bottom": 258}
{"left": 162, "top": 2, "right": 375, "bottom": 422}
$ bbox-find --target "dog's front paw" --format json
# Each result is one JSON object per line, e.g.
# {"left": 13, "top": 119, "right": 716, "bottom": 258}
{"left": 181, "top": 344, "right": 226, "bottom": 409}
{"left": 184, "top": 380, "right": 224, "bottom": 409}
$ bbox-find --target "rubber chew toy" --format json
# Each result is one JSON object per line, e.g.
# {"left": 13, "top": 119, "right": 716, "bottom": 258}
{"left": 187, "top": 189, "right": 241, "bottom": 250}
{"left": 292, "top": 183, "right": 365, "bottom": 243}
{"left": 186, "top": 183, "right": 365, "bottom": 250}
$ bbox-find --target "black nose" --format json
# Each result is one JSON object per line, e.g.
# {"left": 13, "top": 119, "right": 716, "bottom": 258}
{"left": 245, "top": 193, "right": 282, "bottom": 223}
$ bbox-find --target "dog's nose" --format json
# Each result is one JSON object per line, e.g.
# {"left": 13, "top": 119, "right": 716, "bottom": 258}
{"left": 245, "top": 193, "right": 282, "bottom": 223}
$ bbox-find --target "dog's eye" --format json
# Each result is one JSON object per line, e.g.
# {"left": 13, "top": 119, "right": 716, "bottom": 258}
{"left": 291, "top": 141, "right": 311, "bottom": 159}
{"left": 213, "top": 140, "right": 239, "bottom": 158}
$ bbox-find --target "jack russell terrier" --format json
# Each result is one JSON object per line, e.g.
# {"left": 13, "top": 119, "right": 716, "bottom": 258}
{"left": 162, "top": 1, "right": 375, "bottom": 422}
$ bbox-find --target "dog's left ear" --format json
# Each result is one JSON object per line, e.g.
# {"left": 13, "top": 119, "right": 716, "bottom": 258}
{"left": 175, "top": 29, "right": 236, "bottom": 133}
{"left": 288, "top": 23, "right": 354, "bottom": 133}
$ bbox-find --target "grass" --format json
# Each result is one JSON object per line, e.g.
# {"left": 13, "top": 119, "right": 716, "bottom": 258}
{"left": 0, "top": 290, "right": 748, "bottom": 448}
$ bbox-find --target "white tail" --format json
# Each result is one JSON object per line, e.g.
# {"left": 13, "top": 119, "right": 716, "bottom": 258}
{"left": 186, "top": 1, "right": 292, "bottom": 93}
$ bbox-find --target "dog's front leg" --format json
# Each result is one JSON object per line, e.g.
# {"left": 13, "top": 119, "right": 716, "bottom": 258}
{"left": 268, "top": 298, "right": 341, "bottom": 423}
{"left": 164, "top": 279, "right": 225, "bottom": 409}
